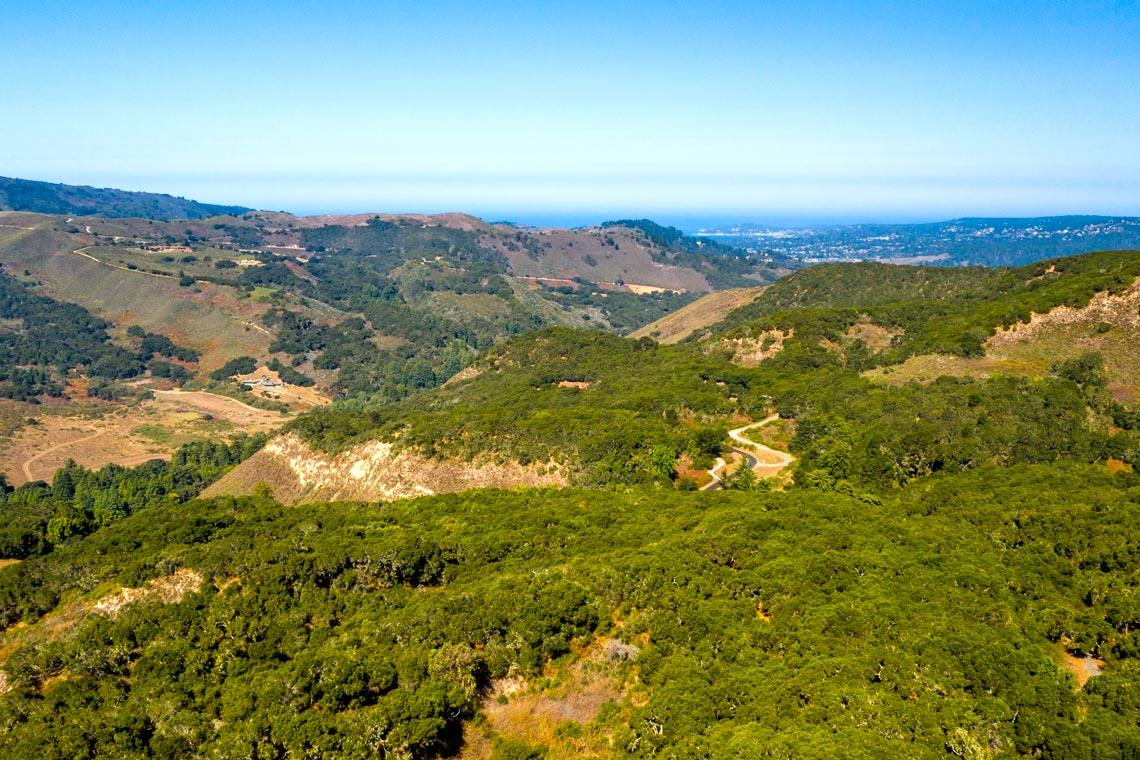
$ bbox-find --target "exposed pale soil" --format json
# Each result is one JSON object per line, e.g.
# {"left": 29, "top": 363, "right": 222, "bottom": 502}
{"left": 865, "top": 276, "right": 1140, "bottom": 396}
{"left": 0, "top": 569, "right": 204, "bottom": 684}
{"left": 460, "top": 637, "right": 636, "bottom": 759}
{"left": 203, "top": 433, "right": 567, "bottom": 504}
{"left": 1061, "top": 650, "right": 1105, "bottom": 690}
{"left": 713, "top": 328, "right": 793, "bottom": 367}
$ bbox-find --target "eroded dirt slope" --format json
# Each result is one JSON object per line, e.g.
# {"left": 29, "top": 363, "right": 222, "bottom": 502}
{"left": 203, "top": 433, "right": 567, "bottom": 503}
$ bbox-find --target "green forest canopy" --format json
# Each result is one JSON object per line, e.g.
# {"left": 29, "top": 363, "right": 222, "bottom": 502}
{"left": 0, "top": 464, "right": 1136, "bottom": 758}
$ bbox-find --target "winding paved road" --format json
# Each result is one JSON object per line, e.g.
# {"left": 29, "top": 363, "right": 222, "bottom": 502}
{"left": 703, "top": 414, "right": 795, "bottom": 491}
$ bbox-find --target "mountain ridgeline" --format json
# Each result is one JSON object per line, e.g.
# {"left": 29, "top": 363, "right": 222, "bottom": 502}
{"left": 0, "top": 176, "right": 251, "bottom": 220}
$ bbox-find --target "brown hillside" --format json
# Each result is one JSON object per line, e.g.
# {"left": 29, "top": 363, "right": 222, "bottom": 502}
{"left": 294, "top": 211, "right": 490, "bottom": 231}
{"left": 484, "top": 226, "right": 712, "bottom": 292}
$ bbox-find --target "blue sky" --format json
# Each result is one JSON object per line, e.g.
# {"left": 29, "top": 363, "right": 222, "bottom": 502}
{"left": 2, "top": 0, "right": 1139, "bottom": 222}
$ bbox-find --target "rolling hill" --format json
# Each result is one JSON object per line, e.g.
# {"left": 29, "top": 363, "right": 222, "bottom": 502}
{"left": 207, "top": 248, "right": 1140, "bottom": 504}
{"left": 1, "top": 244, "right": 1138, "bottom": 758}
{"left": 0, "top": 179, "right": 791, "bottom": 481}
{"left": 628, "top": 286, "right": 766, "bottom": 344}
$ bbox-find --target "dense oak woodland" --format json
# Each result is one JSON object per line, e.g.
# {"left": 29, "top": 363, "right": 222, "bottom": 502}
{"left": 0, "top": 468, "right": 1136, "bottom": 758}
{"left": 1, "top": 246, "right": 1138, "bottom": 758}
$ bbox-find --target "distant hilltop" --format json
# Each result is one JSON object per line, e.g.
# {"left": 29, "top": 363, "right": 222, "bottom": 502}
{"left": 0, "top": 176, "right": 252, "bottom": 221}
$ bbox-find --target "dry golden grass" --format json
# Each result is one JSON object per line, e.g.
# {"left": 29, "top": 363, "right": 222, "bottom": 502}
{"left": 629, "top": 286, "right": 765, "bottom": 344}
{"left": 460, "top": 637, "right": 638, "bottom": 759}
{"left": 864, "top": 354, "right": 1042, "bottom": 386}
{"left": 2, "top": 392, "right": 288, "bottom": 486}
{"left": 846, "top": 320, "right": 902, "bottom": 353}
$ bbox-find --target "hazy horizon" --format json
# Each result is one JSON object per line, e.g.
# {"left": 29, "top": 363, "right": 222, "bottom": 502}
{"left": 5, "top": 1, "right": 1138, "bottom": 218}
{"left": 12, "top": 170, "right": 1140, "bottom": 232}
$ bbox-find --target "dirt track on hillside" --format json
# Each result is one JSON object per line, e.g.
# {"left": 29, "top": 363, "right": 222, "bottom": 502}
{"left": 4, "top": 392, "right": 287, "bottom": 486}
{"left": 703, "top": 414, "right": 795, "bottom": 490}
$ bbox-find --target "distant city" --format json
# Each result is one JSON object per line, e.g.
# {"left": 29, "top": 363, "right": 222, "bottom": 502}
{"left": 693, "top": 216, "right": 1140, "bottom": 267}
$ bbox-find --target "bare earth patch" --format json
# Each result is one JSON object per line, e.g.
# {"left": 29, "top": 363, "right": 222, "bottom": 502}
{"left": 1060, "top": 650, "right": 1105, "bottom": 690}
{"left": 461, "top": 638, "right": 636, "bottom": 759}
{"left": 989, "top": 277, "right": 1140, "bottom": 348}
{"left": 984, "top": 277, "right": 1140, "bottom": 397}
{"left": 203, "top": 433, "right": 567, "bottom": 504}
{"left": 846, "top": 320, "right": 902, "bottom": 353}
{"left": 93, "top": 568, "right": 203, "bottom": 618}
{"left": 444, "top": 365, "right": 485, "bottom": 386}
{"left": 865, "top": 277, "right": 1140, "bottom": 393}
{"left": 714, "top": 328, "right": 793, "bottom": 367}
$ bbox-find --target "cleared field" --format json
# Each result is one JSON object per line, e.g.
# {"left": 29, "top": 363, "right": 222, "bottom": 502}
{"left": 864, "top": 354, "right": 1043, "bottom": 386}
{"left": 87, "top": 245, "right": 252, "bottom": 282}
{"left": 233, "top": 369, "right": 331, "bottom": 408}
{"left": 629, "top": 286, "right": 766, "bottom": 343}
{"left": 2, "top": 392, "right": 289, "bottom": 486}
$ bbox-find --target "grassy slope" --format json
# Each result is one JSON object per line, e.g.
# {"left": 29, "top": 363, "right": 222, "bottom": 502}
{"left": 628, "top": 286, "right": 766, "bottom": 343}
{"left": 489, "top": 226, "right": 714, "bottom": 292}
{"left": 0, "top": 226, "right": 272, "bottom": 372}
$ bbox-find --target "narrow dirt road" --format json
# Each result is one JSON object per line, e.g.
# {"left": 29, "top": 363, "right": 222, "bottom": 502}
{"left": 149, "top": 388, "right": 273, "bottom": 416}
{"left": 73, "top": 246, "right": 175, "bottom": 279}
{"left": 21, "top": 429, "right": 107, "bottom": 483}
{"left": 703, "top": 414, "right": 795, "bottom": 490}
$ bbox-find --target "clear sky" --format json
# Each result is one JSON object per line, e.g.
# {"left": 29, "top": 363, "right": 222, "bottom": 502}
{"left": 3, "top": 0, "right": 1139, "bottom": 222}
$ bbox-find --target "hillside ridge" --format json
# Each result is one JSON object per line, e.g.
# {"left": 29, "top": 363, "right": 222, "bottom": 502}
{"left": 0, "top": 176, "right": 251, "bottom": 220}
